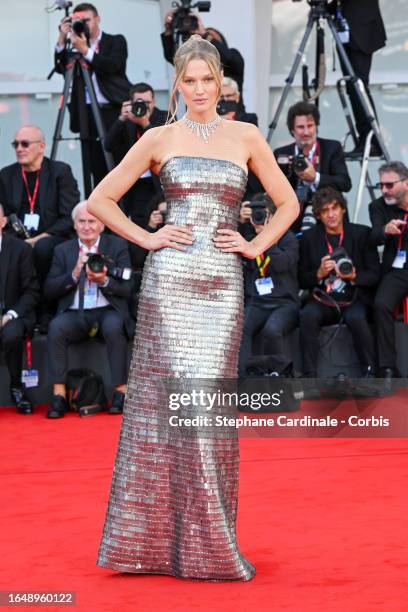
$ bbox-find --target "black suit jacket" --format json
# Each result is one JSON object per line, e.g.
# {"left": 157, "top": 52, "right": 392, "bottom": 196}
{"left": 274, "top": 137, "right": 352, "bottom": 193}
{"left": 340, "top": 0, "right": 386, "bottom": 55}
{"left": 44, "top": 233, "right": 134, "bottom": 337}
{"left": 298, "top": 222, "right": 380, "bottom": 305}
{"left": 55, "top": 32, "right": 132, "bottom": 133}
{"left": 0, "top": 158, "right": 79, "bottom": 237}
{"left": 368, "top": 196, "right": 407, "bottom": 275}
{"left": 0, "top": 234, "right": 39, "bottom": 334}
{"left": 104, "top": 107, "right": 168, "bottom": 161}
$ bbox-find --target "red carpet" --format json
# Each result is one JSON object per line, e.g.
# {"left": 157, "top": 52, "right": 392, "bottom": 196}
{"left": 1, "top": 404, "right": 408, "bottom": 612}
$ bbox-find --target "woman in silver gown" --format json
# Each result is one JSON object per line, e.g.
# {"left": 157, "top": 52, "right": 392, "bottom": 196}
{"left": 87, "top": 35, "right": 298, "bottom": 581}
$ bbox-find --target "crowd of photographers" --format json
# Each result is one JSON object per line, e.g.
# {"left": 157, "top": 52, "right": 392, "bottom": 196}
{"left": 1, "top": 1, "right": 406, "bottom": 417}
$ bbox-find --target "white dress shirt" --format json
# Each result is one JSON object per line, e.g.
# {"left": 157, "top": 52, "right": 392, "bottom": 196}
{"left": 69, "top": 237, "right": 110, "bottom": 310}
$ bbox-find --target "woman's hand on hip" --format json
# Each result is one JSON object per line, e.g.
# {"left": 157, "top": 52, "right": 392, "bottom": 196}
{"left": 142, "top": 224, "right": 194, "bottom": 252}
{"left": 213, "top": 229, "right": 257, "bottom": 259}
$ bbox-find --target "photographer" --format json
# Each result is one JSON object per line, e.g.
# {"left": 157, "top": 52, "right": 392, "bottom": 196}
{"left": 55, "top": 3, "right": 132, "bottom": 186}
{"left": 104, "top": 83, "right": 167, "bottom": 229}
{"left": 329, "top": 0, "right": 386, "bottom": 157}
{"left": 274, "top": 101, "right": 351, "bottom": 235}
{"left": 0, "top": 204, "right": 39, "bottom": 414}
{"left": 44, "top": 201, "right": 134, "bottom": 419}
{"left": 0, "top": 125, "right": 79, "bottom": 331}
{"left": 238, "top": 194, "right": 299, "bottom": 377}
{"left": 298, "top": 186, "right": 380, "bottom": 379}
{"left": 161, "top": 8, "right": 245, "bottom": 105}
{"left": 369, "top": 162, "right": 408, "bottom": 380}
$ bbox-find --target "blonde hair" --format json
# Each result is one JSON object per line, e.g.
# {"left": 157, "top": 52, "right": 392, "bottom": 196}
{"left": 167, "top": 34, "right": 223, "bottom": 124}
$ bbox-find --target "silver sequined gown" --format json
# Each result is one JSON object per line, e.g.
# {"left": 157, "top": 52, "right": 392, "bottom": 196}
{"left": 97, "top": 156, "right": 256, "bottom": 581}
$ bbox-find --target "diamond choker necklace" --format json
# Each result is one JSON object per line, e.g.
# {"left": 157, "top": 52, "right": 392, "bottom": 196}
{"left": 182, "top": 114, "right": 222, "bottom": 144}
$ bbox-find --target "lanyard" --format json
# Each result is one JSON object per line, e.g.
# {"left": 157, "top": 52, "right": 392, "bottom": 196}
{"left": 255, "top": 253, "right": 271, "bottom": 277}
{"left": 397, "top": 213, "right": 408, "bottom": 250}
{"left": 325, "top": 230, "right": 343, "bottom": 254}
{"left": 21, "top": 168, "right": 40, "bottom": 214}
{"left": 26, "top": 338, "right": 32, "bottom": 370}
{"left": 310, "top": 141, "right": 320, "bottom": 168}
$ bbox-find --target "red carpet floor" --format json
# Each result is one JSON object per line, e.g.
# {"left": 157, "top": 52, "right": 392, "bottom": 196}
{"left": 1, "top": 403, "right": 408, "bottom": 612}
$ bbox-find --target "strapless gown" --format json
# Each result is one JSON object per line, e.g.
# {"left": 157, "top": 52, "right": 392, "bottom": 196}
{"left": 97, "top": 156, "right": 256, "bottom": 581}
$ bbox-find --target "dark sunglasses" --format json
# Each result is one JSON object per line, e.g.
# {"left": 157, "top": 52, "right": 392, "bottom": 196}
{"left": 11, "top": 139, "right": 42, "bottom": 149}
{"left": 375, "top": 178, "right": 405, "bottom": 190}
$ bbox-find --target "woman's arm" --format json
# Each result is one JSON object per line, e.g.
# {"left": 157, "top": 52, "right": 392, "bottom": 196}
{"left": 87, "top": 127, "right": 193, "bottom": 252}
{"left": 246, "top": 126, "right": 299, "bottom": 255}
{"left": 214, "top": 125, "right": 299, "bottom": 258}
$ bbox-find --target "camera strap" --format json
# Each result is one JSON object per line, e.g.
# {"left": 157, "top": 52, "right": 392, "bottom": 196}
{"left": 312, "top": 285, "right": 357, "bottom": 311}
{"left": 325, "top": 229, "right": 344, "bottom": 253}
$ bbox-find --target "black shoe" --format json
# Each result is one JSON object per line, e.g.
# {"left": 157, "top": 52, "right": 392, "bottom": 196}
{"left": 47, "top": 394, "right": 68, "bottom": 419}
{"left": 10, "top": 386, "right": 33, "bottom": 414}
{"left": 108, "top": 390, "right": 125, "bottom": 414}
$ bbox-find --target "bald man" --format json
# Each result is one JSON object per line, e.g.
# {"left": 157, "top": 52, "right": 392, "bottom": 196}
{"left": 0, "top": 125, "right": 80, "bottom": 331}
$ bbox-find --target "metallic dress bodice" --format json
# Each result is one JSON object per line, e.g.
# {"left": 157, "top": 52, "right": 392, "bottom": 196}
{"left": 97, "top": 156, "right": 256, "bottom": 581}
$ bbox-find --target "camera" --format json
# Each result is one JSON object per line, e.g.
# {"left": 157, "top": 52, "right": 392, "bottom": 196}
{"left": 68, "top": 17, "right": 91, "bottom": 43}
{"left": 171, "top": 0, "right": 211, "bottom": 36}
{"left": 248, "top": 195, "right": 271, "bottom": 226}
{"left": 216, "top": 99, "right": 238, "bottom": 116}
{"left": 87, "top": 253, "right": 133, "bottom": 281}
{"left": 131, "top": 99, "right": 149, "bottom": 118}
{"left": 276, "top": 150, "right": 308, "bottom": 176}
{"left": 8, "top": 214, "right": 31, "bottom": 240}
{"left": 330, "top": 246, "right": 354, "bottom": 276}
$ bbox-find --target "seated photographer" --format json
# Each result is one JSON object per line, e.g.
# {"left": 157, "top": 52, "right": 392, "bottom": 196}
{"left": 369, "top": 162, "right": 408, "bottom": 380}
{"left": 55, "top": 3, "right": 132, "bottom": 186}
{"left": 274, "top": 101, "right": 352, "bottom": 235}
{"left": 44, "top": 201, "right": 134, "bottom": 419}
{"left": 161, "top": 10, "right": 245, "bottom": 106}
{"left": 238, "top": 194, "right": 299, "bottom": 377}
{"left": 0, "top": 125, "right": 80, "bottom": 331}
{"left": 104, "top": 82, "right": 166, "bottom": 228}
{"left": 0, "top": 204, "right": 39, "bottom": 414}
{"left": 298, "top": 187, "right": 380, "bottom": 379}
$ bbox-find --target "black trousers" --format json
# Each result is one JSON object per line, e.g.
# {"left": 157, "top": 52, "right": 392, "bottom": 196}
{"left": 340, "top": 46, "right": 378, "bottom": 141}
{"left": 374, "top": 269, "right": 408, "bottom": 369}
{"left": 238, "top": 301, "right": 299, "bottom": 376}
{"left": 0, "top": 318, "right": 26, "bottom": 387}
{"left": 299, "top": 298, "right": 376, "bottom": 376}
{"left": 47, "top": 307, "right": 128, "bottom": 386}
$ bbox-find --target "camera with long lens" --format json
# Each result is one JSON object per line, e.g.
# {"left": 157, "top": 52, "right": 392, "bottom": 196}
{"left": 8, "top": 214, "right": 31, "bottom": 239}
{"left": 131, "top": 99, "right": 149, "bottom": 118}
{"left": 87, "top": 253, "right": 133, "bottom": 281}
{"left": 216, "top": 99, "right": 238, "bottom": 116}
{"left": 276, "top": 150, "right": 308, "bottom": 176}
{"left": 330, "top": 246, "right": 354, "bottom": 276}
{"left": 171, "top": 0, "right": 211, "bottom": 36}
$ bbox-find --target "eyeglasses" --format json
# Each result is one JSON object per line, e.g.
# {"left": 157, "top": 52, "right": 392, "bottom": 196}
{"left": 375, "top": 179, "right": 405, "bottom": 190}
{"left": 11, "top": 140, "right": 42, "bottom": 149}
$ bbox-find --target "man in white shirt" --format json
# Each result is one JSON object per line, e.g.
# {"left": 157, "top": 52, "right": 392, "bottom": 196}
{"left": 44, "top": 201, "right": 134, "bottom": 418}
{"left": 54, "top": 2, "right": 131, "bottom": 186}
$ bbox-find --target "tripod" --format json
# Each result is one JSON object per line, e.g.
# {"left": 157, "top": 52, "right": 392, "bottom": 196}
{"left": 267, "top": 2, "right": 389, "bottom": 161}
{"left": 50, "top": 50, "right": 114, "bottom": 197}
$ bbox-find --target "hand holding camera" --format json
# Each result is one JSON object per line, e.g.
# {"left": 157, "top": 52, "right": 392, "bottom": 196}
{"left": 294, "top": 157, "right": 317, "bottom": 183}
{"left": 119, "top": 99, "right": 151, "bottom": 128}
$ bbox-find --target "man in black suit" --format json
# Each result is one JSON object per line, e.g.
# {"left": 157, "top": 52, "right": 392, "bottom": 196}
{"left": 274, "top": 101, "right": 352, "bottom": 235}
{"left": 0, "top": 125, "right": 79, "bottom": 329}
{"left": 299, "top": 186, "right": 380, "bottom": 378}
{"left": 238, "top": 195, "right": 300, "bottom": 377}
{"left": 104, "top": 82, "right": 167, "bottom": 231}
{"left": 55, "top": 2, "right": 131, "bottom": 186}
{"left": 44, "top": 201, "right": 134, "bottom": 419}
{"left": 332, "top": 0, "right": 386, "bottom": 157}
{"left": 0, "top": 205, "right": 39, "bottom": 414}
{"left": 369, "top": 161, "right": 408, "bottom": 379}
